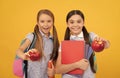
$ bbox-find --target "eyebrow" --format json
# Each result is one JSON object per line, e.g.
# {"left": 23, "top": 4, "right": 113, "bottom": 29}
{"left": 69, "top": 19, "right": 81, "bottom": 21}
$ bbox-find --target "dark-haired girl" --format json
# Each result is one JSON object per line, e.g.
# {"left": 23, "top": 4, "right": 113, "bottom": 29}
{"left": 55, "top": 10, "right": 110, "bottom": 78}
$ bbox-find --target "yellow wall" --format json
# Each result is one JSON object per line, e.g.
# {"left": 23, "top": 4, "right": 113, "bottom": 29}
{"left": 0, "top": 0, "right": 120, "bottom": 78}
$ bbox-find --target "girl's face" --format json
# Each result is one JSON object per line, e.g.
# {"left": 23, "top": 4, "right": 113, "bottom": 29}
{"left": 37, "top": 14, "right": 53, "bottom": 36}
{"left": 67, "top": 14, "right": 84, "bottom": 35}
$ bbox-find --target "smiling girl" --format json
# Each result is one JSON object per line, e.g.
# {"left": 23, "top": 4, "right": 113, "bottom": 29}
{"left": 55, "top": 10, "right": 110, "bottom": 78}
{"left": 16, "top": 9, "right": 59, "bottom": 78}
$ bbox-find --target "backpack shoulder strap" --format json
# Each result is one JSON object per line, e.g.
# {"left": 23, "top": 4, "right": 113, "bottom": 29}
{"left": 24, "top": 32, "right": 36, "bottom": 78}
{"left": 30, "top": 32, "right": 36, "bottom": 49}
{"left": 24, "top": 32, "right": 36, "bottom": 52}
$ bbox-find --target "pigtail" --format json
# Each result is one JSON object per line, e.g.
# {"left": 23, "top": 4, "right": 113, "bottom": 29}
{"left": 82, "top": 26, "right": 96, "bottom": 73}
{"left": 89, "top": 53, "right": 96, "bottom": 73}
{"left": 82, "top": 26, "right": 90, "bottom": 44}
{"left": 34, "top": 25, "right": 44, "bottom": 58}
{"left": 64, "top": 27, "right": 70, "bottom": 40}
{"left": 50, "top": 25, "right": 59, "bottom": 63}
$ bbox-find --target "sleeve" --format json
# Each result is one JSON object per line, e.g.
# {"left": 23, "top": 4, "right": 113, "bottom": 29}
{"left": 25, "top": 33, "right": 34, "bottom": 42}
{"left": 89, "top": 32, "right": 98, "bottom": 41}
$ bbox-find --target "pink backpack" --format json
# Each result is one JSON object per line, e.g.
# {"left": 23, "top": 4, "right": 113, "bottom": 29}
{"left": 13, "top": 32, "right": 36, "bottom": 78}
{"left": 13, "top": 58, "right": 24, "bottom": 77}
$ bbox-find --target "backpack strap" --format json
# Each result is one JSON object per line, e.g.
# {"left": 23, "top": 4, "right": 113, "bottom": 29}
{"left": 88, "top": 34, "right": 97, "bottom": 73}
{"left": 24, "top": 32, "right": 36, "bottom": 52}
{"left": 24, "top": 32, "right": 36, "bottom": 78}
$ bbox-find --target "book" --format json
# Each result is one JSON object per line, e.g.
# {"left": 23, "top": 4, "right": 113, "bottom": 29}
{"left": 61, "top": 40, "right": 85, "bottom": 74}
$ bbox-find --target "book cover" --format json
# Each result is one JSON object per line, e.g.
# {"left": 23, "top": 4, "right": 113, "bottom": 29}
{"left": 61, "top": 40, "right": 85, "bottom": 74}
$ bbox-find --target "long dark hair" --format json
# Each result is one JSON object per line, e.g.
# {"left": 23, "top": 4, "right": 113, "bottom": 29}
{"left": 34, "top": 9, "right": 59, "bottom": 64}
{"left": 64, "top": 10, "right": 96, "bottom": 73}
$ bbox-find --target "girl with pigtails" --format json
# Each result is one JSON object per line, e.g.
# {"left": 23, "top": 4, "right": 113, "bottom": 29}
{"left": 55, "top": 10, "right": 110, "bottom": 78}
{"left": 16, "top": 9, "right": 59, "bottom": 78}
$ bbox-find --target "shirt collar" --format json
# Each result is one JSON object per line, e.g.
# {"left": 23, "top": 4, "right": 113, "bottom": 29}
{"left": 70, "top": 31, "right": 84, "bottom": 40}
{"left": 39, "top": 30, "right": 53, "bottom": 39}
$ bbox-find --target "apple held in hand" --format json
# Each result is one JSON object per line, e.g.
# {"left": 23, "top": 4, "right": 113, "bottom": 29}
{"left": 48, "top": 60, "right": 55, "bottom": 78}
{"left": 48, "top": 61, "right": 52, "bottom": 68}
{"left": 29, "top": 51, "right": 40, "bottom": 61}
{"left": 91, "top": 40, "right": 105, "bottom": 52}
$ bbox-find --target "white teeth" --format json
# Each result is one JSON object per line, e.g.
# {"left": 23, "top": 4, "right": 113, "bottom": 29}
{"left": 43, "top": 28, "right": 49, "bottom": 31}
{"left": 44, "top": 28, "right": 48, "bottom": 29}
{"left": 72, "top": 28, "right": 79, "bottom": 30}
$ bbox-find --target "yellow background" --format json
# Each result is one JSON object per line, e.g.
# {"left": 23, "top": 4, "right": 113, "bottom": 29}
{"left": 0, "top": 0, "right": 120, "bottom": 78}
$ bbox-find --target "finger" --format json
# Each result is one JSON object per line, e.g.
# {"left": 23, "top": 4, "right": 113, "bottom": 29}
{"left": 28, "top": 49, "right": 33, "bottom": 52}
{"left": 25, "top": 52, "right": 30, "bottom": 56}
{"left": 97, "top": 37, "right": 100, "bottom": 41}
{"left": 51, "top": 62, "right": 54, "bottom": 69}
{"left": 83, "top": 59, "right": 88, "bottom": 62}
{"left": 32, "top": 48, "right": 37, "bottom": 52}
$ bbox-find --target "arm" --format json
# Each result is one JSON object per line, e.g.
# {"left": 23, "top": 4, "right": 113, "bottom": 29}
{"left": 16, "top": 39, "right": 31, "bottom": 60}
{"left": 55, "top": 52, "right": 89, "bottom": 74}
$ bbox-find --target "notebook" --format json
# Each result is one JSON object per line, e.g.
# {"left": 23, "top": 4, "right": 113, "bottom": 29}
{"left": 61, "top": 40, "right": 85, "bottom": 74}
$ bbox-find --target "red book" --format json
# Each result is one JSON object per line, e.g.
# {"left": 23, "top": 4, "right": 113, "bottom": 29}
{"left": 61, "top": 40, "right": 85, "bottom": 74}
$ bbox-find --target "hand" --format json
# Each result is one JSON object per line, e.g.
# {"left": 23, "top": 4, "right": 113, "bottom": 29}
{"left": 94, "top": 36, "right": 106, "bottom": 41}
{"left": 94, "top": 36, "right": 110, "bottom": 48}
{"left": 47, "top": 61, "right": 55, "bottom": 77}
{"left": 76, "top": 59, "right": 89, "bottom": 70}
{"left": 25, "top": 49, "right": 40, "bottom": 61}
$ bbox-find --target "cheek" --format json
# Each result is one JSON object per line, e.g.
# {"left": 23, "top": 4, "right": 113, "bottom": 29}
{"left": 37, "top": 22, "right": 42, "bottom": 27}
{"left": 81, "top": 23, "right": 84, "bottom": 27}
{"left": 37, "top": 25, "right": 42, "bottom": 30}
{"left": 49, "top": 23, "right": 53, "bottom": 27}
{"left": 81, "top": 25, "right": 84, "bottom": 28}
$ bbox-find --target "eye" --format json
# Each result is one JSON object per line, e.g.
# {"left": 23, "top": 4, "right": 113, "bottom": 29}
{"left": 69, "top": 20, "right": 74, "bottom": 24}
{"left": 77, "top": 20, "right": 81, "bottom": 23}
{"left": 40, "top": 20, "right": 44, "bottom": 23}
{"left": 47, "top": 20, "right": 52, "bottom": 23}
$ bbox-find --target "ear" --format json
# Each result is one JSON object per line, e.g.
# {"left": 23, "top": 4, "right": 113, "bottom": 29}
{"left": 83, "top": 21, "right": 85, "bottom": 25}
{"left": 37, "top": 22, "right": 39, "bottom": 26}
{"left": 67, "top": 23, "right": 69, "bottom": 27}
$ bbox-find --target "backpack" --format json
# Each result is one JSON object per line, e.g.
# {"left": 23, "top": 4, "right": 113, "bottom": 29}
{"left": 13, "top": 32, "right": 36, "bottom": 78}
{"left": 82, "top": 35, "right": 97, "bottom": 78}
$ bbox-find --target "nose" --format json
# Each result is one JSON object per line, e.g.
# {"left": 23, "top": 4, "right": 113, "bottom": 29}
{"left": 44, "top": 22, "right": 48, "bottom": 27}
{"left": 73, "top": 22, "right": 78, "bottom": 27}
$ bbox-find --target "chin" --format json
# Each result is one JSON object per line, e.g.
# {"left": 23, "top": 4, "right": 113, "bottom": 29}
{"left": 72, "top": 31, "right": 81, "bottom": 35}
{"left": 43, "top": 31, "right": 49, "bottom": 35}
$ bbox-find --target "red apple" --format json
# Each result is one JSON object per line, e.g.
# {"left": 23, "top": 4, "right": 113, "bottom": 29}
{"left": 48, "top": 61, "right": 52, "bottom": 68}
{"left": 29, "top": 51, "right": 40, "bottom": 61}
{"left": 91, "top": 40, "right": 105, "bottom": 52}
{"left": 48, "top": 61, "right": 55, "bottom": 78}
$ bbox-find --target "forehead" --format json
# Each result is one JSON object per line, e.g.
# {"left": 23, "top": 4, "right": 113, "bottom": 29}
{"left": 39, "top": 14, "right": 53, "bottom": 20}
{"left": 69, "top": 14, "right": 83, "bottom": 21}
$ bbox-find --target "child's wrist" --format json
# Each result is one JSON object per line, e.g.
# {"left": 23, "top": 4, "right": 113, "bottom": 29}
{"left": 75, "top": 61, "right": 81, "bottom": 68}
{"left": 23, "top": 53, "right": 29, "bottom": 60}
